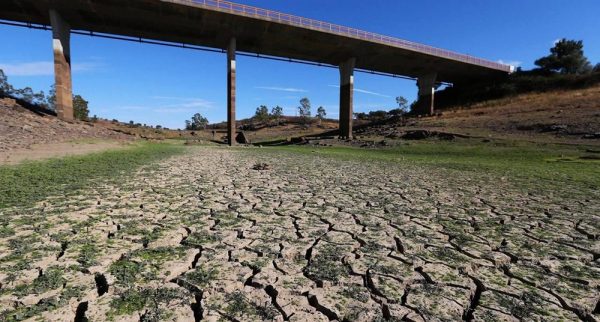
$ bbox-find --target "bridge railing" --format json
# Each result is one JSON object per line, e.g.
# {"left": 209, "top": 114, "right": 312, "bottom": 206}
{"left": 167, "top": 0, "right": 512, "bottom": 72}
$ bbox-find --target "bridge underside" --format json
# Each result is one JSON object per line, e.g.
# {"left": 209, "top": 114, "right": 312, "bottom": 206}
{"left": 1, "top": 0, "right": 510, "bottom": 144}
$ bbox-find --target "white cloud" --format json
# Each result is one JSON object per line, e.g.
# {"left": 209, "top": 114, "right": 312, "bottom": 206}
{"left": 0, "top": 61, "right": 103, "bottom": 76}
{"left": 497, "top": 60, "right": 522, "bottom": 67}
{"left": 109, "top": 97, "right": 216, "bottom": 115}
{"left": 354, "top": 88, "right": 392, "bottom": 98}
{"left": 0, "top": 62, "right": 54, "bottom": 76}
{"left": 152, "top": 96, "right": 196, "bottom": 100}
{"left": 255, "top": 86, "right": 308, "bottom": 93}
{"left": 119, "top": 105, "right": 145, "bottom": 111}
{"left": 150, "top": 96, "right": 215, "bottom": 113}
{"left": 153, "top": 107, "right": 201, "bottom": 113}
{"left": 327, "top": 85, "right": 391, "bottom": 98}
{"left": 73, "top": 62, "right": 101, "bottom": 73}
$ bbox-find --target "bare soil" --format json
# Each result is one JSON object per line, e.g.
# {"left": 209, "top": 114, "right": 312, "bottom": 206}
{"left": 0, "top": 141, "right": 131, "bottom": 165}
{"left": 0, "top": 98, "right": 132, "bottom": 154}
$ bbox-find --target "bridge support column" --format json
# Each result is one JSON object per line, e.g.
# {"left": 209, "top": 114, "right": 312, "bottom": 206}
{"left": 50, "top": 10, "right": 73, "bottom": 121}
{"left": 339, "top": 57, "right": 355, "bottom": 139}
{"left": 227, "top": 38, "right": 236, "bottom": 146}
{"left": 415, "top": 73, "right": 437, "bottom": 116}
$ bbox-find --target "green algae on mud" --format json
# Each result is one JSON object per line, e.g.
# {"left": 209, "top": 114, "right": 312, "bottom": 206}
{"left": 258, "top": 140, "right": 600, "bottom": 189}
{"left": 0, "top": 142, "right": 184, "bottom": 209}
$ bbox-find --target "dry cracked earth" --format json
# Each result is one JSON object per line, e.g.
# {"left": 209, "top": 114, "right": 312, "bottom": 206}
{"left": 0, "top": 146, "right": 599, "bottom": 321}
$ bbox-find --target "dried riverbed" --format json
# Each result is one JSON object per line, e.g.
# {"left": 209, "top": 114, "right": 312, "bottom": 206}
{"left": 0, "top": 146, "right": 598, "bottom": 321}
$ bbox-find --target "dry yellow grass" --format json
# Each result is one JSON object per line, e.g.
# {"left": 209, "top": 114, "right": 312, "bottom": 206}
{"left": 412, "top": 86, "right": 600, "bottom": 143}
{"left": 92, "top": 86, "right": 600, "bottom": 145}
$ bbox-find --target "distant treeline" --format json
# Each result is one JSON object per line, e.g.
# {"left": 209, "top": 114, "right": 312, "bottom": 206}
{"left": 0, "top": 68, "right": 91, "bottom": 120}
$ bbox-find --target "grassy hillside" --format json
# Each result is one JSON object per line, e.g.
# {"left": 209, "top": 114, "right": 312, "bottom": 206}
{"left": 355, "top": 86, "right": 600, "bottom": 145}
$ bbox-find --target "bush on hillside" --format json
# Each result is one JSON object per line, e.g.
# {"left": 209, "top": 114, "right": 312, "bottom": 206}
{"left": 535, "top": 39, "right": 592, "bottom": 75}
{"left": 185, "top": 113, "right": 209, "bottom": 130}
{"left": 73, "top": 95, "right": 90, "bottom": 121}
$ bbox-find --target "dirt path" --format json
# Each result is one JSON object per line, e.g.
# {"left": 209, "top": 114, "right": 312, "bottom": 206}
{"left": 0, "top": 140, "right": 132, "bottom": 165}
{"left": 0, "top": 147, "right": 598, "bottom": 321}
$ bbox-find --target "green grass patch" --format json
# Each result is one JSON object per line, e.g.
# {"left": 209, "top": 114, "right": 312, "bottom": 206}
{"left": 0, "top": 284, "right": 84, "bottom": 322}
{"left": 260, "top": 140, "right": 600, "bottom": 189}
{"left": 182, "top": 265, "right": 219, "bottom": 287}
{"left": 224, "top": 291, "right": 279, "bottom": 320}
{"left": 109, "top": 247, "right": 187, "bottom": 285}
{"left": 0, "top": 142, "right": 184, "bottom": 209}
{"left": 10, "top": 266, "right": 66, "bottom": 297}
{"left": 108, "top": 287, "right": 186, "bottom": 320}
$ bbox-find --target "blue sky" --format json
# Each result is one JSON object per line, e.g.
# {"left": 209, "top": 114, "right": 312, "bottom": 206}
{"left": 1, "top": 0, "right": 598, "bottom": 129}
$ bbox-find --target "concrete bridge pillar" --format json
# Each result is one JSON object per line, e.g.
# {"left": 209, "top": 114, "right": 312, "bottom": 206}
{"left": 339, "top": 57, "right": 356, "bottom": 139}
{"left": 227, "top": 38, "right": 236, "bottom": 146}
{"left": 50, "top": 10, "right": 73, "bottom": 121}
{"left": 415, "top": 73, "right": 437, "bottom": 116}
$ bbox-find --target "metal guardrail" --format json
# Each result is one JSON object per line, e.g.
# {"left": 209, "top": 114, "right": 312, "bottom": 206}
{"left": 166, "top": 0, "right": 512, "bottom": 73}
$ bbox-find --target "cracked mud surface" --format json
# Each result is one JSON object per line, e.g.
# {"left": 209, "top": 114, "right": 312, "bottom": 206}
{"left": 1, "top": 146, "right": 599, "bottom": 321}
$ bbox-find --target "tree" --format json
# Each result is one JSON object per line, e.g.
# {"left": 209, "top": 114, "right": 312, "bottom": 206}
{"left": 254, "top": 105, "right": 270, "bottom": 122}
{"left": 298, "top": 97, "right": 311, "bottom": 118}
{"left": 1, "top": 71, "right": 49, "bottom": 108}
{"left": 354, "top": 112, "right": 368, "bottom": 120}
{"left": 14, "top": 87, "right": 35, "bottom": 103}
{"left": 271, "top": 106, "right": 283, "bottom": 120}
{"left": 316, "top": 106, "right": 326, "bottom": 119}
{"left": 73, "top": 95, "right": 90, "bottom": 121}
{"left": 535, "top": 39, "right": 592, "bottom": 74}
{"left": 0, "top": 69, "right": 13, "bottom": 96}
{"left": 388, "top": 108, "right": 404, "bottom": 116}
{"left": 594, "top": 63, "right": 600, "bottom": 73}
{"left": 409, "top": 101, "right": 419, "bottom": 114}
{"left": 13, "top": 87, "right": 47, "bottom": 106}
{"left": 32, "top": 91, "right": 46, "bottom": 106}
{"left": 389, "top": 96, "right": 409, "bottom": 116}
{"left": 396, "top": 96, "right": 409, "bottom": 111}
{"left": 368, "top": 110, "right": 388, "bottom": 120}
{"left": 186, "top": 113, "right": 209, "bottom": 130}
{"left": 46, "top": 85, "right": 56, "bottom": 110}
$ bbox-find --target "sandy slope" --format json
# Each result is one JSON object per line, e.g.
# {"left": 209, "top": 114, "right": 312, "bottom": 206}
{"left": 0, "top": 98, "right": 131, "bottom": 156}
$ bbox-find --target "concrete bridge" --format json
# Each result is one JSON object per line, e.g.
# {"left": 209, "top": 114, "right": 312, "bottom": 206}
{"left": 1, "top": 0, "right": 513, "bottom": 144}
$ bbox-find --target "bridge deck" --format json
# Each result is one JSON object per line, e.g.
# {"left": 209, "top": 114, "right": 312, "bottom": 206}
{"left": 1, "top": 0, "right": 510, "bottom": 83}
